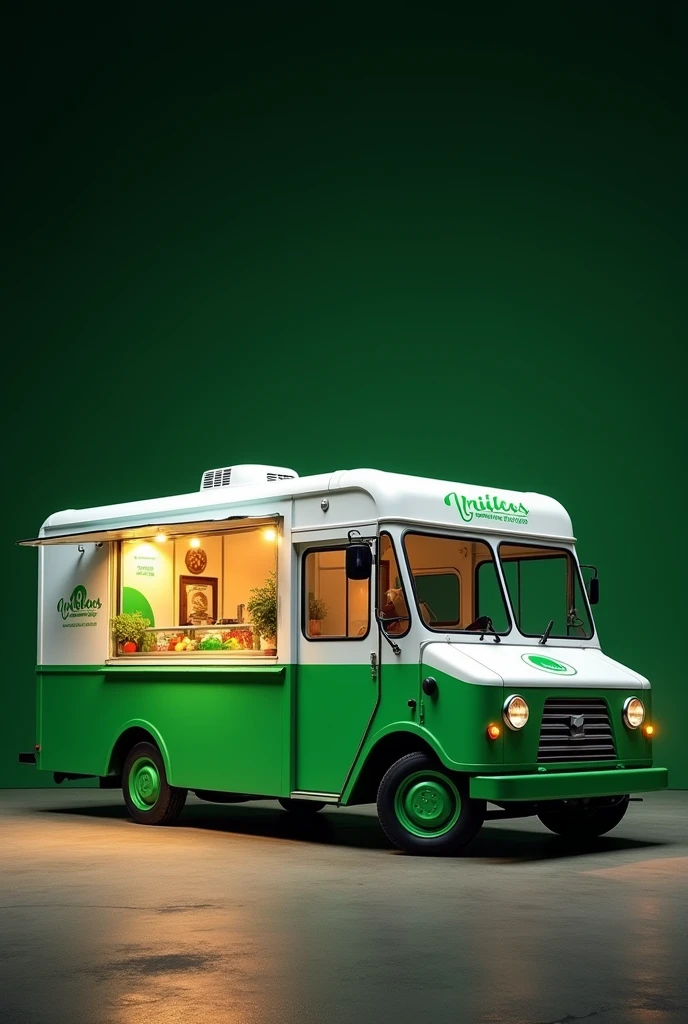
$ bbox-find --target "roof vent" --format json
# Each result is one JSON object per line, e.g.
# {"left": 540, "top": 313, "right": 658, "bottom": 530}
{"left": 200, "top": 464, "right": 299, "bottom": 491}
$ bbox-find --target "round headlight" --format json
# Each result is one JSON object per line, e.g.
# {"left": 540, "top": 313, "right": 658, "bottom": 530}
{"left": 503, "top": 694, "right": 529, "bottom": 730}
{"left": 623, "top": 696, "right": 645, "bottom": 729}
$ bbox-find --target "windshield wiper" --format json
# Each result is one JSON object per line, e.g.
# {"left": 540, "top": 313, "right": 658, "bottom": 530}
{"left": 538, "top": 619, "right": 554, "bottom": 645}
{"left": 479, "top": 617, "right": 501, "bottom": 644}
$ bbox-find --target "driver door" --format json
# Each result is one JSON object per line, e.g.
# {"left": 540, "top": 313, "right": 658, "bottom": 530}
{"left": 295, "top": 540, "right": 377, "bottom": 796}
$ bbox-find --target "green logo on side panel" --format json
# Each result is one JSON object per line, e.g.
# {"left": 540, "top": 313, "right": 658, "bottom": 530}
{"left": 57, "top": 584, "right": 102, "bottom": 627}
{"left": 444, "top": 491, "right": 529, "bottom": 526}
{"left": 521, "top": 654, "right": 577, "bottom": 676}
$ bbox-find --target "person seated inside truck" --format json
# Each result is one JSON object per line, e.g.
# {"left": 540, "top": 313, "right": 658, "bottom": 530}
{"left": 381, "top": 588, "right": 409, "bottom": 634}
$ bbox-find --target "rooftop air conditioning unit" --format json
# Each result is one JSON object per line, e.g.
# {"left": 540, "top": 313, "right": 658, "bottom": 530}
{"left": 200, "top": 464, "right": 299, "bottom": 491}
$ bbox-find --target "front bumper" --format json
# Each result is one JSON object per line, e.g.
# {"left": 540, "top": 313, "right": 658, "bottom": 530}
{"left": 469, "top": 766, "right": 668, "bottom": 803}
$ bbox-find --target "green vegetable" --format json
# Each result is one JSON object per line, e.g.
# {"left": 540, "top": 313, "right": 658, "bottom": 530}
{"left": 199, "top": 636, "right": 225, "bottom": 651}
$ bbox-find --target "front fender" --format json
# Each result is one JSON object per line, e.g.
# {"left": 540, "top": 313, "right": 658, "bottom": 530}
{"left": 341, "top": 720, "right": 454, "bottom": 804}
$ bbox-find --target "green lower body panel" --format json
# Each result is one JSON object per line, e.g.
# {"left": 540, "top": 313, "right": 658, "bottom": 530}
{"left": 469, "top": 767, "right": 668, "bottom": 802}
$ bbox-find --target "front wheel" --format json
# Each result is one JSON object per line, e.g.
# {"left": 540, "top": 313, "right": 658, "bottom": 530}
{"left": 377, "top": 752, "right": 485, "bottom": 856}
{"left": 123, "top": 742, "right": 187, "bottom": 825}
{"left": 537, "top": 796, "right": 630, "bottom": 839}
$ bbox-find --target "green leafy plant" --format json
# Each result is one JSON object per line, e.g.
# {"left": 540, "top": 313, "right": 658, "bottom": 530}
{"left": 111, "top": 611, "right": 150, "bottom": 648}
{"left": 247, "top": 570, "right": 278, "bottom": 642}
{"left": 308, "top": 595, "right": 328, "bottom": 621}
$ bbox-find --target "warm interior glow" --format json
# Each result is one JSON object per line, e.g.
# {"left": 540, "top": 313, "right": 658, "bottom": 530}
{"left": 189, "top": 538, "right": 201, "bottom": 548}
{"left": 263, "top": 528, "right": 277, "bottom": 542}
{"left": 487, "top": 724, "right": 501, "bottom": 740}
{"left": 154, "top": 533, "right": 167, "bottom": 543}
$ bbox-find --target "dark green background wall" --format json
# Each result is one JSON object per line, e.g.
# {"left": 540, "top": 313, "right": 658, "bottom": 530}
{"left": 2, "top": 3, "right": 685, "bottom": 787}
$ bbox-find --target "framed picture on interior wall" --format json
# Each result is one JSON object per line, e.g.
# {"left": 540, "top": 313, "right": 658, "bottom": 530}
{"left": 180, "top": 576, "right": 218, "bottom": 626}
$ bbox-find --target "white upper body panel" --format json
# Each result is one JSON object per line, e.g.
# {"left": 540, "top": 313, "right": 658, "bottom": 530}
{"left": 34, "top": 467, "right": 573, "bottom": 544}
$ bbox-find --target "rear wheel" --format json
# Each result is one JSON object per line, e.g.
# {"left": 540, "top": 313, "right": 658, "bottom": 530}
{"left": 123, "top": 742, "right": 187, "bottom": 826}
{"left": 537, "top": 796, "right": 630, "bottom": 838}
{"left": 278, "top": 797, "right": 326, "bottom": 815}
{"left": 377, "top": 752, "right": 485, "bottom": 856}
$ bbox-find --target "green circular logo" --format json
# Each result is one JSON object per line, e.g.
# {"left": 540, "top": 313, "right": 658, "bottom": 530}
{"left": 521, "top": 654, "right": 577, "bottom": 676}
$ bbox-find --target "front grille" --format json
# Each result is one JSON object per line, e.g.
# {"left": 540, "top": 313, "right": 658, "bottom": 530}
{"left": 537, "top": 698, "right": 616, "bottom": 763}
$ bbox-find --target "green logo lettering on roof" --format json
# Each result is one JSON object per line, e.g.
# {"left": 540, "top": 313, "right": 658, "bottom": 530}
{"left": 521, "top": 654, "right": 577, "bottom": 676}
{"left": 444, "top": 491, "right": 529, "bottom": 526}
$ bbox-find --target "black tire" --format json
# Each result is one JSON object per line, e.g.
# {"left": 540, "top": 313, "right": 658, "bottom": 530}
{"left": 278, "top": 797, "right": 326, "bottom": 814}
{"left": 537, "top": 796, "right": 630, "bottom": 839}
{"left": 122, "top": 742, "right": 187, "bottom": 826}
{"left": 377, "top": 752, "right": 485, "bottom": 856}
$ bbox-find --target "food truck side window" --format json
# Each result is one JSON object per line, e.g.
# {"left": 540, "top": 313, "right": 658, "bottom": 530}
{"left": 117, "top": 526, "right": 278, "bottom": 654}
{"left": 404, "top": 533, "right": 510, "bottom": 633}
{"left": 303, "top": 548, "right": 370, "bottom": 640}
{"left": 378, "top": 533, "right": 411, "bottom": 637}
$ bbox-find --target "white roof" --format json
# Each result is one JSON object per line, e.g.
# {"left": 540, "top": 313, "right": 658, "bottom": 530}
{"left": 28, "top": 467, "right": 574, "bottom": 545}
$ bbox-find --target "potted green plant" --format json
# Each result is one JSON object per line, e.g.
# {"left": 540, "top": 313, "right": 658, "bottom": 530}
{"left": 247, "top": 570, "right": 278, "bottom": 655}
{"left": 308, "top": 594, "right": 328, "bottom": 636}
{"left": 111, "top": 611, "right": 151, "bottom": 654}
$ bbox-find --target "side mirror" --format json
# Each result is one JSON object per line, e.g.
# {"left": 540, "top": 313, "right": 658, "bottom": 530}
{"left": 580, "top": 563, "right": 599, "bottom": 606}
{"left": 346, "top": 543, "right": 372, "bottom": 581}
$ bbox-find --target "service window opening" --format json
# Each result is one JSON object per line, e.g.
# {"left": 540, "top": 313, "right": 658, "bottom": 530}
{"left": 116, "top": 524, "right": 279, "bottom": 655}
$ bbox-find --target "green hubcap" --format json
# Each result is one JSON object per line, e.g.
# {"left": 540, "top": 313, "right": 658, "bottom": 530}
{"left": 128, "top": 757, "right": 161, "bottom": 811}
{"left": 394, "top": 771, "right": 462, "bottom": 838}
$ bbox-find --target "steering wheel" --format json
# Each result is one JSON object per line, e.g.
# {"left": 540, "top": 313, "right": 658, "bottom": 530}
{"left": 376, "top": 612, "right": 411, "bottom": 631}
{"left": 465, "top": 615, "right": 490, "bottom": 632}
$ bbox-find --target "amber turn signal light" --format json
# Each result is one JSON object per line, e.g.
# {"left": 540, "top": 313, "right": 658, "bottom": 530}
{"left": 487, "top": 724, "right": 501, "bottom": 740}
{"left": 644, "top": 724, "right": 654, "bottom": 737}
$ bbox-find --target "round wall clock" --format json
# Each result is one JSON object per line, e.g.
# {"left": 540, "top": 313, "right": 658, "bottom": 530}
{"left": 185, "top": 548, "right": 208, "bottom": 574}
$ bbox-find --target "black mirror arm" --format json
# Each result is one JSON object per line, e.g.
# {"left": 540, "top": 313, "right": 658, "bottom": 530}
{"left": 374, "top": 610, "right": 409, "bottom": 656}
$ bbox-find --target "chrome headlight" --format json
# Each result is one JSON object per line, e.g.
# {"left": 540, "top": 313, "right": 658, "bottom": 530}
{"left": 623, "top": 696, "right": 645, "bottom": 729}
{"left": 503, "top": 694, "right": 529, "bottom": 730}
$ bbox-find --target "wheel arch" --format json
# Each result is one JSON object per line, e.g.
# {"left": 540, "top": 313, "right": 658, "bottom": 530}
{"left": 342, "top": 727, "right": 442, "bottom": 806}
{"left": 106, "top": 720, "right": 172, "bottom": 780}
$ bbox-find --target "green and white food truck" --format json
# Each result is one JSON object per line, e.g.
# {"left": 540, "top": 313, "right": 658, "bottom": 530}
{"left": 19, "top": 463, "right": 667, "bottom": 855}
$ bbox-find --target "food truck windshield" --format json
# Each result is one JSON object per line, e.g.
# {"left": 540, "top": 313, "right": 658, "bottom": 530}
{"left": 399, "top": 533, "right": 593, "bottom": 640}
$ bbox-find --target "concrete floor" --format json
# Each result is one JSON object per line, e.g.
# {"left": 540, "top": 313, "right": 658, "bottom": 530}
{"left": 0, "top": 790, "right": 686, "bottom": 1024}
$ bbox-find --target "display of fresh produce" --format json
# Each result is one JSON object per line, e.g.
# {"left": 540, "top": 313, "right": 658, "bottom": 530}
{"left": 221, "top": 628, "right": 253, "bottom": 649}
{"left": 148, "top": 628, "right": 250, "bottom": 653}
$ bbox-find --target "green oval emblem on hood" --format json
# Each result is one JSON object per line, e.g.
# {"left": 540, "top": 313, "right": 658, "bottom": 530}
{"left": 521, "top": 653, "right": 577, "bottom": 676}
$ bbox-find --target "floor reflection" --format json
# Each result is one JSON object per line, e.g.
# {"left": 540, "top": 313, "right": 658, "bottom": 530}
{"left": 2, "top": 791, "right": 686, "bottom": 1024}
